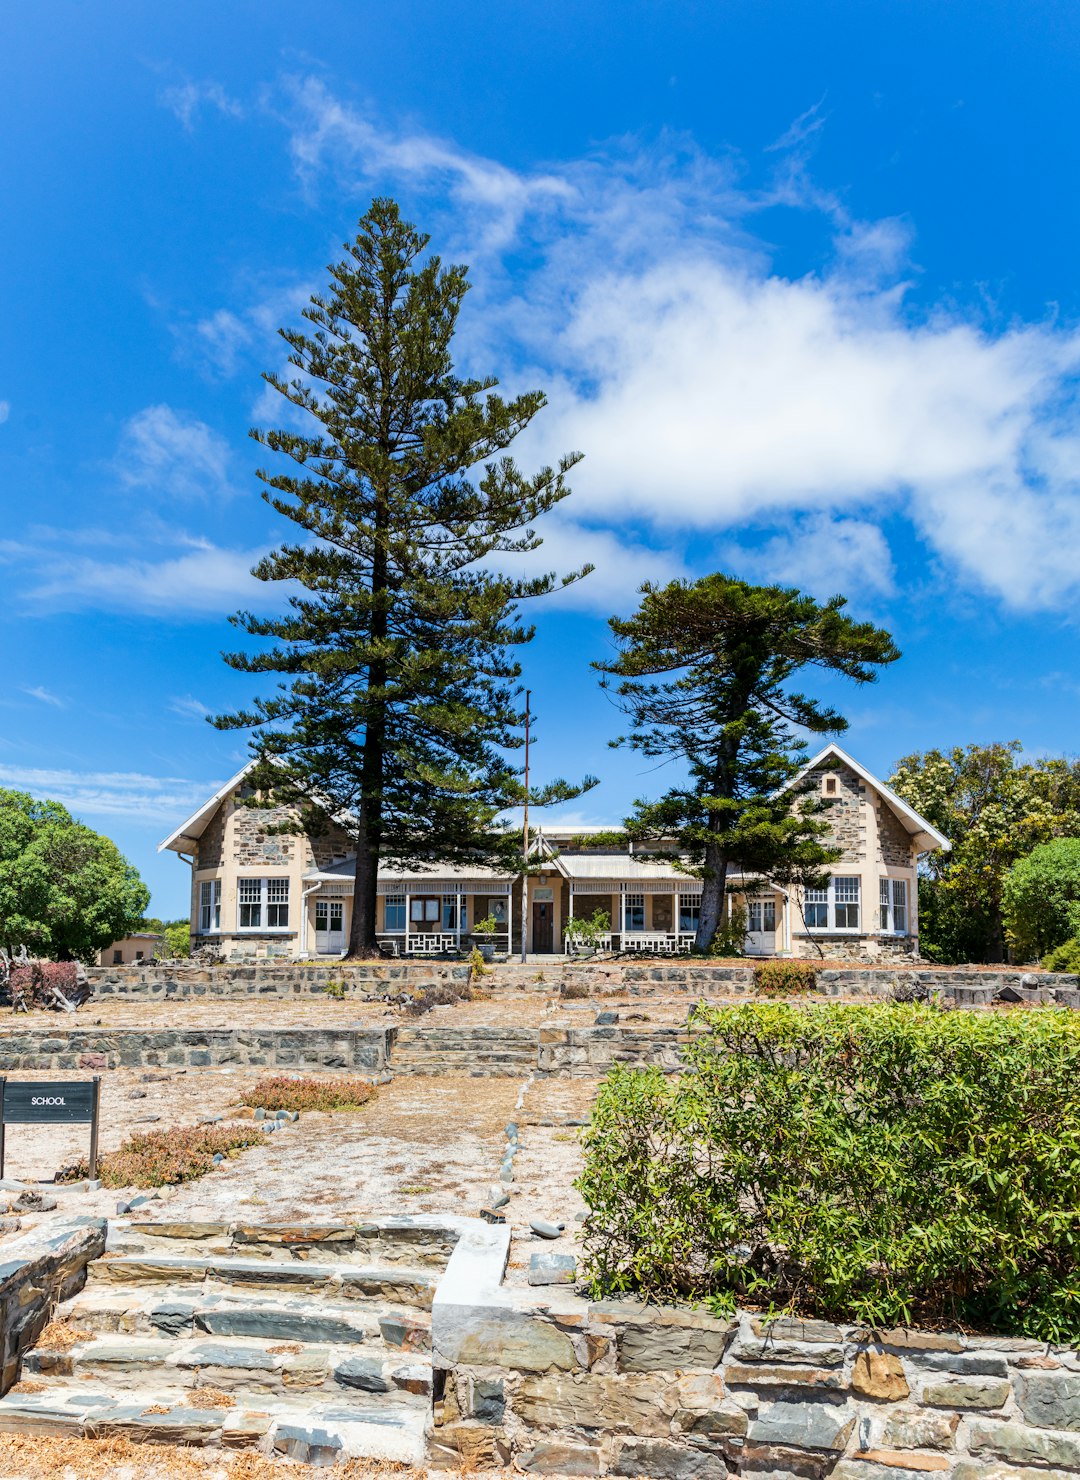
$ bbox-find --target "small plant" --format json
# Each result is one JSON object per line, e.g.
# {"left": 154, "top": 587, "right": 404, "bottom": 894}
{"left": 1043, "top": 935, "right": 1080, "bottom": 972}
{"left": 404, "top": 982, "right": 472, "bottom": 1015}
{"left": 322, "top": 978, "right": 347, "bottom": 1000}
{"left": 560, "top": 980, "right": 590, "bottom": 999}
{"left": 468, "top": 945, "right": 491, "bottom": 977}
{"left": 564, "top": 908, "right": 611, "bottom": 950}
{"left": 753, "top": 959, "right": 817, "bottom": 995}
{"left": 58, "top": 1124, "right": 265, "bottom": 1188}
{"left": 708, "top": 902, "right": 748, "bottom": 958}
{"left": 242, "top": 1075, "right": 377, "bottom": 1113}
{"left": 473, "top": 914, "right": 500, "bottom": 937}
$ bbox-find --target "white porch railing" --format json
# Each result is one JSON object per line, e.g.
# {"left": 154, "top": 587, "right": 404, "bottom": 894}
{"left": 618, "top": 932, "right": 695, "bottom": 955}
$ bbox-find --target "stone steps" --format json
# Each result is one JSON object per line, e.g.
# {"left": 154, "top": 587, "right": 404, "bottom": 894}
{"left": 0, "top": 1219, "right": 439, "bottom": 1465}
{"left": 390, "top": 1026, "right": 538, "bottom": 1075}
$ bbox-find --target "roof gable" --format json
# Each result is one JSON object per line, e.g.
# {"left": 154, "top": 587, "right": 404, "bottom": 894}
{"left": 157, "top": 760, "right": 257, "bottom": 854}
{"left": 790, "top": 742, "right": 950, "bottom": 854}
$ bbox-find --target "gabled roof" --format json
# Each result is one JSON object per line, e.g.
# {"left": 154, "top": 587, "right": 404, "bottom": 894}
{"left": 788, "top": 742, "right": 950, "bottom": 854}
{"left": 157, "top": 760, "right": 257, "bottom": 854}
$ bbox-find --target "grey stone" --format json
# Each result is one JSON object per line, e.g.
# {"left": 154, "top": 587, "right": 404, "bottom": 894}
{"left": 275, "top": 1109, "right": 289, "bottom": 1120}
{"left": 969, "top": 1417, "right": 1080, "bottom": 1469}
{"left": 530, "top": 1217, "right": 565, "bottom": 1239}
{"left": 487, "top": 1185, "right": 510, "bottom": 1210}
{"left": 596, "top": 1011, "right": 620, "bottom": 1025}
{"left": 253, "top": 1107, "right": 265, "bottom": 1121}
{"left": 196, "top": 1306, "right": 369, "bottom": 1345}
{"left": 613, "top": 1438, "right": 727, "bottom": 1478}
{"left": 922, "top": 1376, "right": 1011, "bottom": 1409}
{"left": 915, "top": 1350, "right": 1010, "bottom": 1377}
{"left": 528, "top": 1252, "right": 577, "bottom": 1286}
{"left": 149, "top": 1301, "right": 196, "bottom": 1336}
{"left": 519, "top": 1438, "right": 600, "bottom": 1475}
{"left": 334, "top": 1354, "right": 389, "bottom": 1392}
{"left": 1015, "top": 1369, "right": 1080, "bottom": 1431}
{"left": 881, "top": 1405, "right": 959, "bottom": 1449}
{"left": 274, "top": 1422, "right": 344, "bottom": 1465}
{"left": 618, "top": 1321, "right": 732, "bottom": 1373}
{"left": 211, "top": 1153, "right": 225, "bottom": 1164}
{"left": 749, "top": 1399, "right": 855, "bottom": 1451}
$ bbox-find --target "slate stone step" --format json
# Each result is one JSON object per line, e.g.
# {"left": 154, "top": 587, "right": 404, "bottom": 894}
{"left": 87, "top": 1253, "right": 438, "bottom": 1308}
{"left": 26, "top": 1330, "right": 432, "bottom": 1401}
{"left": 0, "top": 1378, "right": 430, "bottom": 1463}
{"left": 67, "top": 1283, "right": 435, "bottom": 1352}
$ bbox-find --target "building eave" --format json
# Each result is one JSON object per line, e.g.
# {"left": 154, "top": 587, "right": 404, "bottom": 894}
{"left": 786, "top": 742, "right": 951, "bottom": 854}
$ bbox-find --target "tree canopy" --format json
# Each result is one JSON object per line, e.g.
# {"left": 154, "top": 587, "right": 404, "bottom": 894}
{"left": 596, "top": 575, "right": 899, "bottom": 950}
{"left": 889, "top": 742, "right": 1080, "bottom": 962}
{"left": 0, "top": 790, "right": 150, "bottom": 962}
{"left": 216, "top": 199, "right": 592, "bottom": 955}
{"left": 1002, "top": 837, "right": 1080, "bottom": 962}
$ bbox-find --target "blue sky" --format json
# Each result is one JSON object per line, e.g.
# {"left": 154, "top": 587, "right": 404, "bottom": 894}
{"left": 3, "top": 0, "right": 1080, "bottom": 916}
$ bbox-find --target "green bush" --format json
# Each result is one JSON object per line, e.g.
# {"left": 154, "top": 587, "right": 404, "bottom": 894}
{"left": 1003, "top": 837, "right": 1080, "bottom": 961}
{"left": 576, "top": 1002, "right": 1080, "bottom": 1340}
{"left": 708, "top": 902, "right": 747, "bottom": 958}
{"left": 752, "top": 958, "right": 816, "bottom": 995}
{"left": 1043, "top": 936, "right": 1080, "bottom": 973}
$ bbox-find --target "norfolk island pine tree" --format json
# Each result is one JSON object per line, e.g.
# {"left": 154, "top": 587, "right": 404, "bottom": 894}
{"left": 595, "top": 575, "right": 900, "bottom": 952}
{"left": 216, "top": 200, "right": 594, "bottom": 958}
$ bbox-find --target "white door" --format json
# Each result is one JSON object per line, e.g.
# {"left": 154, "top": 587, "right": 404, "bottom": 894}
{"left": 745, "top": 898, "right": 777, "bottom": 956}
{"left": 315, "top": 900, "right": 345, "bottom": 954}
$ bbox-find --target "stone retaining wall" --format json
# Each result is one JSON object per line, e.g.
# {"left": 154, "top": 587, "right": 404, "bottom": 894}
{"left": 0, "top": 1218, "right": 106, "bottom": 1393}
{"left": 0, "top": 1027, "right": 393, "bottom": 1073}
{"left": 88, "top": 961, "right": 470, "bottom": 1000}
{"left": 432, "top": 1229, "right": 1080, "bottom": 1476}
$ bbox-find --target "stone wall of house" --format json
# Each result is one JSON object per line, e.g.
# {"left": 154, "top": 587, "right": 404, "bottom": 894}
{"left": 309, "top": 818, "right": 355, "bottom": 869}
{"left": 231, "top": 804, "right": 300, "bottom": 867}
{"left": 195, "top": 800, "right": 227, "bottom": 871}
{"left": 0, "top": 1219, "right": 107, "bottom": 1393}
{"left": 810, "top": 765, "right": 867, "bottom": 862}
{"left": 876, "top": 798, "right": 914, "bottom": 869}
{"left": 433, "top": 1290, "right": 1080, "bottom": 1477}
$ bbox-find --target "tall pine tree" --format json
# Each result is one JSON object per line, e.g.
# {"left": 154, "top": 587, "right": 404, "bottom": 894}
{"left": 217, "top": 200, "right": 591, "bottom": 957}
{"left": 596, "top": 575, "right": 899, "bottom": 950}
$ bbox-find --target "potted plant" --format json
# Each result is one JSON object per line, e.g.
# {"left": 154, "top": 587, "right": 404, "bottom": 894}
{"left": 472, "top": 914, "right": 500, "bottom": 963}
{"left": 563, "top": 908, "right": 611, "bottom": 956}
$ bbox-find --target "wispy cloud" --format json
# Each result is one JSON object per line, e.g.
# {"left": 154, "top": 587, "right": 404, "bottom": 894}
{"left": 159, "top": 80, "right": 244, "bottom": 132}
{"left": 116, "top": 404, "right": 234, "bottom": 502}
{"left": 0, "top": 765, "right": 220, "bottom": 823}
{"left": 719, "top": 516, "right": 897, "bottom": 603}
{"left": 169, "top": 695, "right": 213, "bottom": 720}
{"left": 0, "top": 401, "right": 10, "bottom": 424}
{"left": 22, "top": 685, "right": 65, "bottom": 708}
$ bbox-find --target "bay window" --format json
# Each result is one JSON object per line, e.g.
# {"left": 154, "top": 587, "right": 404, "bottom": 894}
{"left": 199, "top": 878, "right": 221, "bottom": 933}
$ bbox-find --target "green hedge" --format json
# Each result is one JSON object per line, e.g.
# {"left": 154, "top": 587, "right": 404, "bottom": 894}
{"left": 576, "top": 1002, "right": 1080, "bottom": 1341}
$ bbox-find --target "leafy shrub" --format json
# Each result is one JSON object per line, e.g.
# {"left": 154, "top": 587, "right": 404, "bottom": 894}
{"left": 708, "top": 903, "right": 747, "bottom": 958}
{"left": 752, "top": 958, "right": 816, "bottom": 995}
{"left": 1043, "top": 935, "right": 1080, "bottom": 973}
{"left": 404, "top": 982, "right": 472, "bottom": 1015}
{"left": 577, "top": 1002, "right": 1080, "bottom": 1341}
{"left": 59, "top": 1123, "right": 265, "bottom": 1188}
{"left": 242, "top": 1075, "right": 377, "bottom": 1112}
{"left": 1003, "top": 837, "right": 1080, "bottom": 961}
{"left": 322, "top": 978, "right": 347, "bottom": 1000}
{"left": 163, "top": 920, "right": 190, "bottom": 958}
{"left": 8, "top": 960, "right": 79, "bottom": 1008}
{"left": 565, "top": 909, "right": 611, "bottom": 948}
{"left": 468, "top": 946, "right": 490, "bottom": 977}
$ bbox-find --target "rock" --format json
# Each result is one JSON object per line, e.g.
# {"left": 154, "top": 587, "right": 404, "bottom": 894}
{"left": 134, "top": 1114, "right": 160, "bottom": 1123}
{"left": 519, "top": 1437, "right": 601, "bottom": 1475}
{"left": 212, "top": 1153, "right": 225, "bottom": 1165}
{"left": 596, "top": 1011, "right": 620, "bottom": 1025}
{"left": 505, "top": 1122, "right": 518, "bottom": 1138}
{"left": 128, "top": 1192, "right": 161, "bottom": 1209}
{"left": 253, "top": 1107, "right": 265, "bottom": 1121}
{"left": 378, "top": 1312, "right": 429, "bottom": 1351}
{"left": 922, "top": 1377, "right": 1011, "bottom": 1409}
{"left": 480, "top": 1208, "right": 506, "bottom": 1223}
{"left": 851, "top": 1350, "right": 909, "bottom": 1400}
{"left": 199, "top": 1115, "right": 223, "bottom": 1125}
{"left": 498, "top": 1165, "right": 514, "bottom": 1184}
{"left": 116, "top": 1201, "right": 130, "bottom": 1216}
{"left": 127, "top": 1089, "right": 147, "bottom": 1099}
{"left": 838, "top": 1454, "right": 949, "bottom": 1475}
{"left": 487, "top": 1186, "right": 509, "bottom": 1210}
{"left": 530, "top": 1217, "right": 565, "bottom": 1239}
{"left": 150, "top": 1302, "right": 196, "bottom": 1336}
{"left": 748, "top": 1399, "right": 855, "bottom": 1451}
{"left": 881, "top": 1406, "right": 959, "bottom": 1450}
{"left": 612, "top": 1437, "right": 727, "bottom": 1477}
{"left": 617, "top": 1320, "right": 733, "bottom": 1374}
{"left": 274, "top": 1422, "right": 344, "bottom": 1466}
{"left": 528, "top": 1252, "right": 577, "bottom": 1286}
{"left": 15, "top": 1192, "right": 57, "bottom": 1212}
{"left": 518, "top": 1373, "right": 676, "bottom": 1436}
{"left": 333, "top": 1354, "right": 389, "bottom": 1392}
{"left": 574, "top": 1209, "right": 588, "bottom": 1222}
{"left": 0, "top": 1216, "right": 22, "bottom": 1236}
{"left": 968, "top": 1417, "right": 1080, "bottom": 1469}
{"left": 275, "top": 1109, "right": 289, "bottom": 1120}
{"left": 451, "top": 1310, "right": 578, "bottom": 1373}
{"left": 1015, "top": 1369, "right": 1080, "bottom": 1430}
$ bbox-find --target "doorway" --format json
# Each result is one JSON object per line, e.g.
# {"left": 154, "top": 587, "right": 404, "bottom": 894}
{"left": 531, "top": 899, "right": 555, "bottom": 953}
{"left": 315, "top": 899, "right": 345, "bottom": 954}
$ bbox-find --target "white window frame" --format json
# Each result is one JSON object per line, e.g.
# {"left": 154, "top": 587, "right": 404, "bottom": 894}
{"left": 678, "top": 894, "right": 700, "bottom": 934}
{"left": 802, "top": 877, "right": 861, "bottom": 933}
{"left": 624, "top": 893, "right": 646, "bottom": 932}
{"left": 879, "top": 877, "right": 908, "bottom": 935}
{"left": 384, "top": 895, "right": 406, "bottom": 932}
{"left": 199, "top": 878, "right": 221, "bottom": 933}
{"left": 237, "top": 876, "right": 290, "bottom": 932}
{"left": 748, "top": 898, "right": 777, "bottom": 933}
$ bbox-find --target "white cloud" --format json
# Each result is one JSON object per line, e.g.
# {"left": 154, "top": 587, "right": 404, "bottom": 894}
{"left": 22, "top": 686, "right": 65, "bottom": 708}
{"left": 169, "top": 695, "right": 213, "bottom": 720}
{"left": 493, "top": 517, "right": 688, "bottom": 615}
{"left": 0, "top": 765, "right": 220, "bottom": 823}
{"left": 719, "top": 516, "right": 896, "bottom": 601}
{"left": 160, "top": 80, "right": 244, "bottom": 132}
{"left": 25, "top": 536, "right": 273, "bottom": 617}
{"left": 116, "top": 405, "right": 234, "bottom": 502}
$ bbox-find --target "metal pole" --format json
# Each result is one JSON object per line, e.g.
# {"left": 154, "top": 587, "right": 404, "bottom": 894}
{"left": 88, "top": 1076, "right": 101, "bottom": 1182}
{"left": 520, "top": 690, "right": 531, "bottom": 964}
{"left": 0, "top": 1078, "right": 6, "bottom": 1182}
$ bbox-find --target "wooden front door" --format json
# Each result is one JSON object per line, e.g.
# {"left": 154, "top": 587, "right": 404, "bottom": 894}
{"left": 532, "top": 900, "right": 555, "bottom": 954}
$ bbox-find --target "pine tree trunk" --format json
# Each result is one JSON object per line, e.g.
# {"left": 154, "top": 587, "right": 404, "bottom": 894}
{"left": 696, "top": 839, "right": 729, "bottom": 951}
{"left": 349, "top": 816, "right": 382, "bottom": 958}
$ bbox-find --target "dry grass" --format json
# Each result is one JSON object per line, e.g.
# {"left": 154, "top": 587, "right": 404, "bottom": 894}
{"left": 187, "top": 1386, "right": 236, "bottom": 1409}
{"left": 0, "top": 1432, "right": 441, "bottom": 1478}
{"left": 8, "top": 1379, "right": 46, "bottom": 1395}
{"left": 266, "top": 1342, "right": 301, "bottom": 1355}
{"left": 58, "top": 1124, "right": 266, "bottom": 1189}
{"left": 36, "top": 1322, "right": 92, "bottom": 1351}
{"left": 241, "top": 1075, "right": 377, "bottom": 1113}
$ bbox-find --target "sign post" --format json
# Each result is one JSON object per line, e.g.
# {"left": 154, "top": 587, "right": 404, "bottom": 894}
{"left": 0, "top": 1078, "right": 101, "bottom": 1181}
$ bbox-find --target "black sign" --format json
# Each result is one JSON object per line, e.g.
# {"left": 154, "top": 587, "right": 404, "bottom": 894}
{"left": 2, "top": 1080, "right": 96, "bottom": 1124}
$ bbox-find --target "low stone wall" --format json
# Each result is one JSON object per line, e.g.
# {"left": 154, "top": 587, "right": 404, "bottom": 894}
{"left": 0, "top": 1027, "right": 393, "bottom": 1073}
{"left": 88, "top": 961, "right": 470, "bottom": 1001}
{"left": 0, "top": 1218, "right": 106, "bottom": 1393}
{"left": 538, "top": 1026, "right": 688, "bottom": 1077}
{"left": 432, "top": 1232, "right": 1080, "bottom": 1476}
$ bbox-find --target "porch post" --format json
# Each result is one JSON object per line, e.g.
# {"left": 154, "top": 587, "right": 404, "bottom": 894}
{"left": 404, "top": 891, "right": 411, "bottom": 955}
{"left": 456, "top": 890, "right": 462, "bottom": 950}
{"left": 672, "top": 888, "right": 678, "bottom": 942}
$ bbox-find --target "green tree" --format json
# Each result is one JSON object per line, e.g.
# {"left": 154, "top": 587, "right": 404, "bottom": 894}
{"left": 596, "top": 576, "right": 899, "bottom": 951}
{"left": 216, "top": 200, "right": 592, "bottom": 957}
{"left": 163, "top": 920, "right": 191, "bottom": 958}
{"left": 0, "top": 790, "right": 149, "bottom": 962}
{"left": 889, "top": 742, "right": 1080, "bottom": 962}
{"left": 1002, "top": 838, "right": 1080, "bottom": 961}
